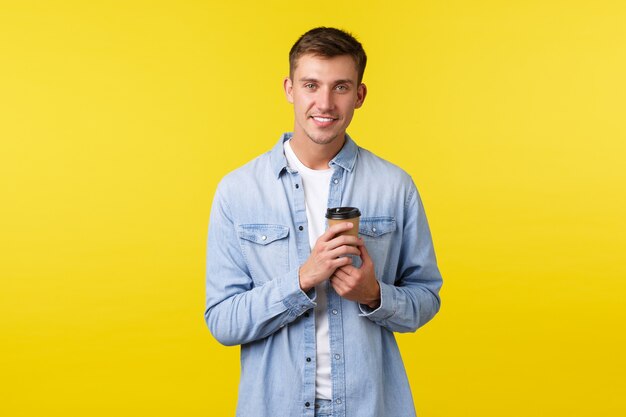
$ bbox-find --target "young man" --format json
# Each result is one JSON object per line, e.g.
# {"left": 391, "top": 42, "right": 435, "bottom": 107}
{"left": 205, "top": 27, "right": 443, "bottom": 417}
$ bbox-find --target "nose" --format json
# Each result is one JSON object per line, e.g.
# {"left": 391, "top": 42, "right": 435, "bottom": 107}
{"left": 316, "top": 87, "right": 334, "bottom": 112}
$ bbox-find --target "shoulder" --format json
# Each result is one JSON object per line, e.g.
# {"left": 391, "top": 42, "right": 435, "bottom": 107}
{"left": 215, "top": 150, "right": 273, "bottom": 197}
{"left": 356, "top": 147, "right": 415, "bottom": 189}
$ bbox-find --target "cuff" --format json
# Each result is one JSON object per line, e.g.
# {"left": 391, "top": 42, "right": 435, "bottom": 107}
{"left": 358, "top": 280, "right": 396, "bottom": 320}
{"left": 278, "top": 267, "right": 317, "bottom": 317}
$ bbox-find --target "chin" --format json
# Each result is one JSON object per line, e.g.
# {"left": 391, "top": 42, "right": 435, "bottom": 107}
{"left": 305, "top": 132, "right": 341, "bottom": 145}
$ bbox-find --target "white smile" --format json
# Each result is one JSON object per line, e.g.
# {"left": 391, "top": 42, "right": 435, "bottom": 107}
{"left": 312, "top": 117, "right": 336, "bottom": 122}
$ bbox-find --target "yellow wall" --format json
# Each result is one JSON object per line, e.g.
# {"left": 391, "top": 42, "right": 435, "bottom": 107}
{"left": 1, "top": 1, "right": 624, "bottom": 415}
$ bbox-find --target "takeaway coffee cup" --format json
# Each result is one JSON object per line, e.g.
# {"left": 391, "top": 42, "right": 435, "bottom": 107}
{"left": 326, "top": 207, "right": 361, "bottom": 239}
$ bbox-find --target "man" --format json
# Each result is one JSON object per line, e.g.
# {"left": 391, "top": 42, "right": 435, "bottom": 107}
{"left": 205, "top": 27, "right": 443, "bottom": 417}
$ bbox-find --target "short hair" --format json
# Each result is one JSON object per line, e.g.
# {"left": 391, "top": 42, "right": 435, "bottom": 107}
{"left": 289, "top": 27, "right": 367, "bottom": 84}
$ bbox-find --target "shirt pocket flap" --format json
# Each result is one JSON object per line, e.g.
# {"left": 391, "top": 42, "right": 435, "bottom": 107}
{"left": 237, "top": 224, "right": 290, "bottom": 245}
{"left": 359, "top": 217, "right": 397, "bottom": 237}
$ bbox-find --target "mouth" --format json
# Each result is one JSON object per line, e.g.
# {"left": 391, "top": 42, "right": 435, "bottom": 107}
{"left": 310, "top": 115, "right": 338, "bottom": 127}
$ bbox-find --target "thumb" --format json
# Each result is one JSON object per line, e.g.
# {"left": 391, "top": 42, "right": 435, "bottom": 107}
{"left": 359, "top": 241, "right": 372, "bottom": 265}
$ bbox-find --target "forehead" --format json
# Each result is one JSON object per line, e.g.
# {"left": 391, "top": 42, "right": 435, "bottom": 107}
{"left": 293, "top": 54, "right": 359, "bottom": 82}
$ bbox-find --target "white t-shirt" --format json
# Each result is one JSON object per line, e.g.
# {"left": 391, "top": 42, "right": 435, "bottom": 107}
{"left": 284, "top": 139, "right": 333, "bottom": 400}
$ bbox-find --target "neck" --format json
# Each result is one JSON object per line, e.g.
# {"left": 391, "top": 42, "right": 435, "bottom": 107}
{"left": 289, "top": 134, "right": 345, "bottom": 170}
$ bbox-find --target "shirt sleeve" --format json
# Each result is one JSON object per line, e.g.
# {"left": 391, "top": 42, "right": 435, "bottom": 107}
{"left": 204, "top": 182, "right": 316, "bottom": 346}
{"left": 358, "top": 183, "right": 443, "bottom": 332}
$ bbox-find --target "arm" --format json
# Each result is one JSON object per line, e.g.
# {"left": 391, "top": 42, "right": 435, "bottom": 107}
{"left": 204, "top": 184, "right": 315, "bottom": 346}
{"left": 349, "top": 185, "right": 443, "bottom": 333}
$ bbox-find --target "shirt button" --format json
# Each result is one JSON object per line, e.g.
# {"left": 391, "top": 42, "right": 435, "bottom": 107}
{"left": 336, "top": 398, "right": 342, "bottom": 405}
{"left": 306, "top": 357, "right": 311, "bottom": 362}
{"left": 332, "top": 309, "right": 338, "bottom": 315}
{"left": 333, "top": 179, "right": 339, "bottom": 184}
{"left": 298, "top": 225, "right": 304, "bottom": 231}
{"left": 261, "top": 235, "right": 267, "bottom": 241}
{"left": 301, "top": 305, "right": 307, "bottom": 310}
{"left": 334, "top": 354, "right": 341, "bottom": 360}
{"left": 295, "top": 184, "right": 300, "bottom": 189}
{"left": 305, "top": 402, "right": 310, "bottom": 407}
{"left": 372, "top": 227, "right": 377, "bottom": 232}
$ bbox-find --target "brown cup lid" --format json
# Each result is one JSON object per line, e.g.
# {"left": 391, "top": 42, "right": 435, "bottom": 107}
{"left": 325, "top": 207, "right": 361, "bottom": 220}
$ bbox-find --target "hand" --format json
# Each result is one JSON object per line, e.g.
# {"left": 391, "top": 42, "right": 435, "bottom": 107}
{"left": 299, "top": 222, "right": 363, "bottom": 292}
{"left": 330, "top": 243, "right": 381, "bottom": 308}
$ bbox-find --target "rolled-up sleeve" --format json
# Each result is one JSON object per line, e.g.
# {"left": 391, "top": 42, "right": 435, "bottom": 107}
{"left": 358, "top": 183, "right": 443, "bottom": 332}
{"left": 204, "top": 182, "right": 316, "bottom": 346}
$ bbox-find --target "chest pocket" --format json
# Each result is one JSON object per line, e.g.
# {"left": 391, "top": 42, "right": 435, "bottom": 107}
{"left": 359, "top": 217, "right": 396, "bottom": 281}
{"left": 237, "top": 224, "right": 290, "bottom": 286}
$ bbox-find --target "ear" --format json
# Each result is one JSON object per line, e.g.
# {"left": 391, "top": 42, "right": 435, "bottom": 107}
{"left": 355, "top": 83, "right": 367, "bottom": 109}
{"left": 283, "top": 77, "right": 294, "bottom": 104}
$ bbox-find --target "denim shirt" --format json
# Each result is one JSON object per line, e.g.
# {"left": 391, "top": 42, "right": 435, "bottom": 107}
{"left": 205, "top": 133, "right": 443, "bottom": 417}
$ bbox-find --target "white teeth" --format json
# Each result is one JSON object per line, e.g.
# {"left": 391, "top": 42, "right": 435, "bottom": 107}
{"left": 313, "top": 117, "right": 334, "bottom": 122}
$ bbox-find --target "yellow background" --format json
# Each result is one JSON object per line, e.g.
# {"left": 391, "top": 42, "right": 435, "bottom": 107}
{"left": 1, "top": 1, "right": 624, "bottom": 415}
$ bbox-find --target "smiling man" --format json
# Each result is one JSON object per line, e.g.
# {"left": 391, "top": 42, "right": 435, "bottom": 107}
{"left": 205, "top": 27, "right": 443, "bottom": 417}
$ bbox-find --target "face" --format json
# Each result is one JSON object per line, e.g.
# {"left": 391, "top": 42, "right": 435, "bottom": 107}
{"left": 284, "top": 54, "right": 367, "bottom": 146}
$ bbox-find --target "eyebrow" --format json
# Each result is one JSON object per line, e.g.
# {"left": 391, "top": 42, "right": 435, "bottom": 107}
{"left": 298, "top": 78, "right": 355, "bottom": 85}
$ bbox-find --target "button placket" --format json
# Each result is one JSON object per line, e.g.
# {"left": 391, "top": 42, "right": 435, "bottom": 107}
{"left": 288, "top": 171, "right": 315, "bottom": 406}
{"left": 326, "top": 168, "right": 346, "bottom": 413}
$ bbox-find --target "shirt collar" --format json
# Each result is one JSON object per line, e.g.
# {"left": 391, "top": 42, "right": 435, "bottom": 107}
{"left": 270, "top": 132, "right": 359, "bottom": 179}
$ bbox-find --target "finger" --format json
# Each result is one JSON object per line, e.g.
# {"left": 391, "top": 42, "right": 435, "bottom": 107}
{"left": 320, "top": 222, "right": 355, "bottom": 242}
{"left": 336, "top": 263, "right": 356, "bottom": 274}
{"left": 333, "top": 267, "right": 352, "bottom": 281}
{"left": 327, "top": 234, "right": 363, "bottom": 250}
{"left": 330, "top": 275, "right": 349, "bottom": 294}
{"left": 330, "top": 256, "right": 354, "bottom": 269}
{"left": 359, "top": 242, "right": 372, "bottom": 265}
{"left": 329, "top": 245, "right": 361, "bottom": 259}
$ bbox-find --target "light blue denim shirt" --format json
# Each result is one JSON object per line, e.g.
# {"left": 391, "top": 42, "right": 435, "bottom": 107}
{"left": 205, "top": 133, "right": 443, "bottom": 417}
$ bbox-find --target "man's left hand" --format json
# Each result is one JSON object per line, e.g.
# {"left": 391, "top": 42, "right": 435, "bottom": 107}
{"left": 330, "top": 242, "right": 381, "bottom": 309}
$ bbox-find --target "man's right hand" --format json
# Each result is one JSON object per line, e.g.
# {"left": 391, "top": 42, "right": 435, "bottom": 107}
{"left": 298, "top": 222, "right": 363, "bottom": 292}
